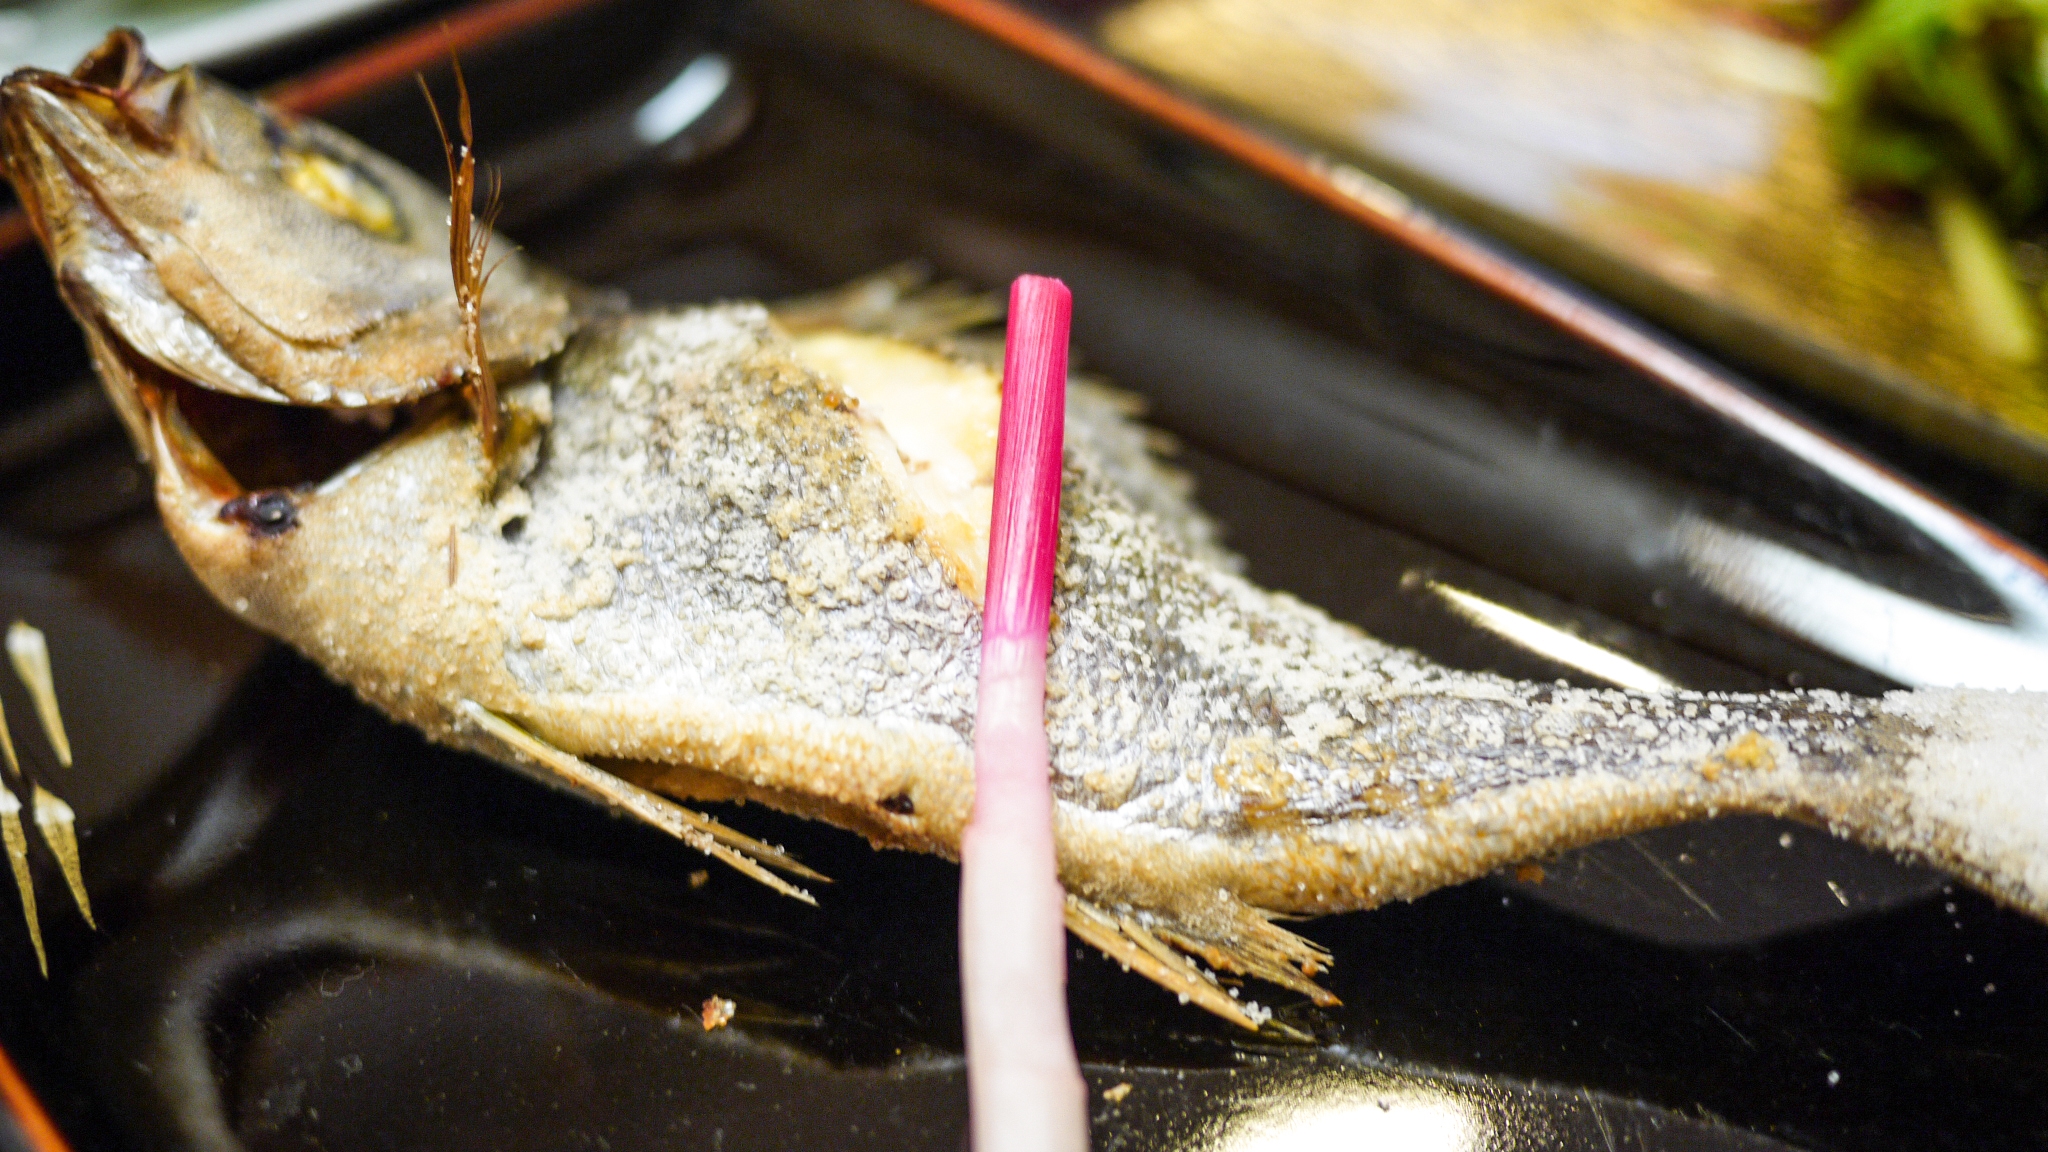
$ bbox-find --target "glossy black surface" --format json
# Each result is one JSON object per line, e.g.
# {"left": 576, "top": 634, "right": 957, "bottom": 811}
{"left": 1, "top": 0, "right": 2046, "bottom": 1148}
{"left": 0, "top": 478, "right": 2042, "bottom": 1151}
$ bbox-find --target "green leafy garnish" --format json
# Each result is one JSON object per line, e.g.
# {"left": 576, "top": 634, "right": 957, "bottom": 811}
{"left": 1827, "top": 0, "right": 2048, "bottom": 360}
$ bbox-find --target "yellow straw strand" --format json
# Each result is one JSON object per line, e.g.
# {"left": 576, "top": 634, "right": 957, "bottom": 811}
{"left": 6, "top": 623, "right": 71, "bottom": 768}
{"left": 31, "top": 786, "right": 93, "bottom": 930}
{"left": 0, "top": 788, "right": 44, "bottom": 977}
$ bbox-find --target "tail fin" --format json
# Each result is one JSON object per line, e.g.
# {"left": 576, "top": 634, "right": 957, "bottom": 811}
{"left": 1850, "top": 689, "right": 2048, "bottom": 918}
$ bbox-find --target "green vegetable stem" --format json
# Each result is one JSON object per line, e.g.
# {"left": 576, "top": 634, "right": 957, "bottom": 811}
{"left": 1828, "top": 0, "right": 2048, "bottom": 361}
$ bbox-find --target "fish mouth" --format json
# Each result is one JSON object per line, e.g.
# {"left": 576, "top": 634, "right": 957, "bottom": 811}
{"left": 108, "top": 325, "right": 457, "bottom": 503}
{"left": 46, "top": 287, "right": 449, "bottom": 515}
{"left": 151, "top": 366, "right": 450, "bottom": 498}
{"left": 37, "top": 27, "right": 195, "bottom": 139}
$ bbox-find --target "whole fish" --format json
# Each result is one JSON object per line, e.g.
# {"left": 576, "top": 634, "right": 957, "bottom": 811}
{"left": 5, "top": 31, "right": 2046, "bottom": 1027}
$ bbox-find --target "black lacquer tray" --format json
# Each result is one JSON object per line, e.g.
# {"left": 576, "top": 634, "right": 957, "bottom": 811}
{"left": 0, "top": 1, "right": 2044, "bottom": 1148}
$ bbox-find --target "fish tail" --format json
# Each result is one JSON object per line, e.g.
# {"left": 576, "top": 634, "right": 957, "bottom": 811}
{"left": 1058, "top": 680, "right": 2048, "bottom": 999}
{"left": 1799, "top": 688, "right": 2048, "bottom": 920}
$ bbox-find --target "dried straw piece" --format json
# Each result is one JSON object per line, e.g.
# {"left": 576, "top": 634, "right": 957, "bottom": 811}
{"left": 6, "top": 623, "right": 69, "bottom": 767}
{"left": 32, "top": 786, "right": 92, "bottom": 929}
{"left": 0, "top": 787, "right": 41, "bottom": 977}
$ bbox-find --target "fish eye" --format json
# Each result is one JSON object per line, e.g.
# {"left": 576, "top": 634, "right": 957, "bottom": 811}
{"left": 278, "top": 148, "right": 404, "bottom": 241}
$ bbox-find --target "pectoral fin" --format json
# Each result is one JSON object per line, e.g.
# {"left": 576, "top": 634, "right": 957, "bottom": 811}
{"left": 459, "top": 700, "right": 825, "bottom": 903}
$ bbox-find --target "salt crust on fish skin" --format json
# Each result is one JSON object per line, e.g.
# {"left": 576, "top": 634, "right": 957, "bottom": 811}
{"left": 168, "top": 305, "right": 2048, "bottom": 961}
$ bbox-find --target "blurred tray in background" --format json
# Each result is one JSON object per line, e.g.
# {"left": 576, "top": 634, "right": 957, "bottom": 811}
{"left": 1096, "top": 0, "right": 2048, "bottom": 488}
{"left": 0, "top": 0, "right": 424, "bottom": 73}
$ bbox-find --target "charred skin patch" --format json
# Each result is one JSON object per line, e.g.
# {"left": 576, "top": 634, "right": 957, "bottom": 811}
{"left": 879, "top": 791, "right": 916, "bottom": 815}
{"left": 218, "top": 490, "right": 298, "bottom": 537}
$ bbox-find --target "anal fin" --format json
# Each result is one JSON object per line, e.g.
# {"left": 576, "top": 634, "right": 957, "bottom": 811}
{"left": 1064, "top": 894, "right": 1322, "bottom": 1038}
{"left": 1152, "top": 918, "right": 1338, "bottom": 1008}
{"left": 459, "top": 700, "right": 826, "bottom": 903}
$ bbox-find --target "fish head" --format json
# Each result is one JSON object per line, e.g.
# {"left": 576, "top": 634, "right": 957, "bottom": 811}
{"left": 1, "top": 30, "right": 579, "bottom": 430}
{"left": 2, "top": 31, "right": 583, "bottom": 615}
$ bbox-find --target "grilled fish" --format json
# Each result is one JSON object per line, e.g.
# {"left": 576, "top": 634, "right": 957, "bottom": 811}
{"left": 5, "top": 31, "right": 2046, "bottom": 1026}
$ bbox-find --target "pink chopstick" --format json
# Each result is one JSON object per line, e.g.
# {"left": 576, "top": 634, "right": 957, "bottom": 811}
{"left": 959, "top": 275, "right": 1089, "bottom": 1152}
